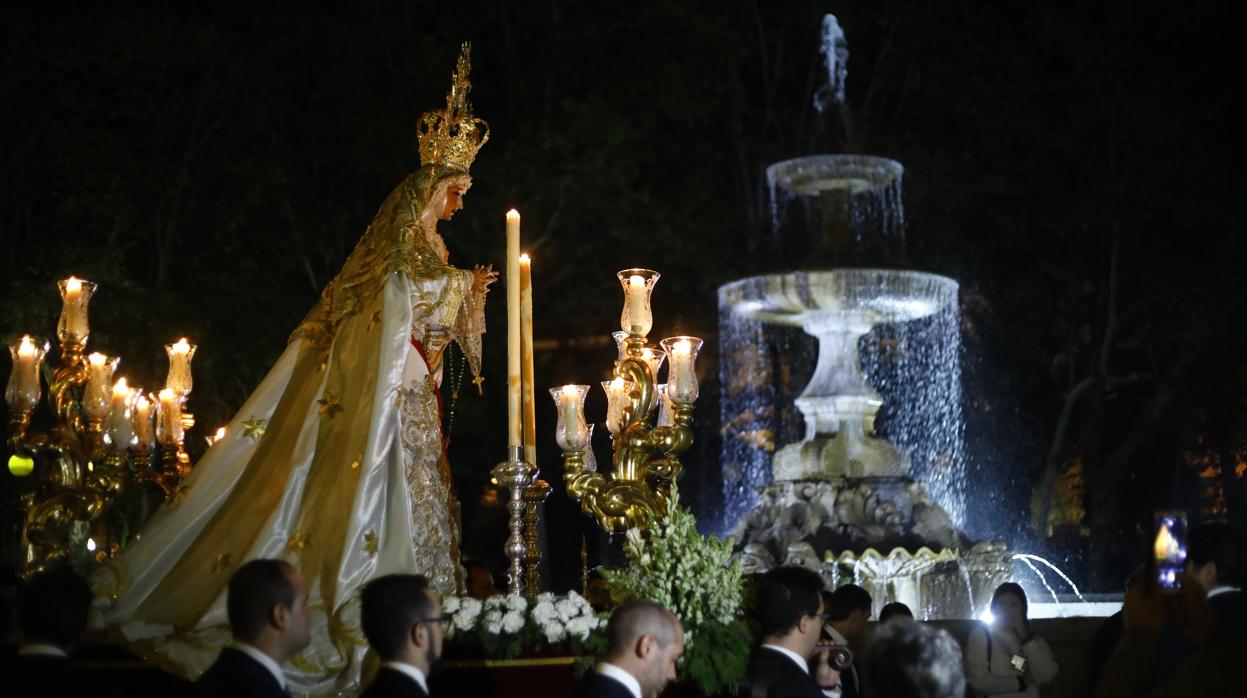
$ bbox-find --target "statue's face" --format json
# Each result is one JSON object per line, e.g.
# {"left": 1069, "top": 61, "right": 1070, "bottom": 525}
{"left": 439, "top": 183, "right": 467, "bottom": 220}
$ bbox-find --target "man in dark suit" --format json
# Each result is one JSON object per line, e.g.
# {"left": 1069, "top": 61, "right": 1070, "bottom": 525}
{"left": 575, "top": 598, "right": 685, "bottom": 698}
{"left": 4, "top": 565, "right": 120, "bottom": 697}
{"left": 1187, "top": 522, "right": 1246, "bottom": 641}
{"left": 743, "top": 566, "right": 839, "bottom": 698}
{"left": 197, "top": 559, "right": 311, "bottom": 698}
{"left": 359, "top": 574, "right": 445, "bottom": 698}
{"left": 820, "top": 585, "right": 872, "bottom": 698}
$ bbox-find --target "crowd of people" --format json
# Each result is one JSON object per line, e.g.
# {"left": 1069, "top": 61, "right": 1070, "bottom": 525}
{"left": 0, "top": 520, "right": 1241, "bottom": 697}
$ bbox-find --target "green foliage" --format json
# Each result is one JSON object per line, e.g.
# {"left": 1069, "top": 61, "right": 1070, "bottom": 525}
{"left": 600, "top": 490, "right": 750, "bottom": 696}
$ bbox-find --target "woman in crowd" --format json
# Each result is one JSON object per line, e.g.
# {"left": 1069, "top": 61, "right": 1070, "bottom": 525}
{"left": 965, "top": 582, "right": 1058, "bottom": 697}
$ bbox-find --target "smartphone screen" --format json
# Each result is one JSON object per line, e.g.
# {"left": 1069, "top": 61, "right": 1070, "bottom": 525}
{"left": 1153, "top": 510, "right": 1187, "bottom": 592}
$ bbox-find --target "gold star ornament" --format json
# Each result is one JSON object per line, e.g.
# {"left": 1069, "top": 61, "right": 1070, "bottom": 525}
{"left": 241, "top": 416, "right": 267, "bottom": 442}
{"left": 211, "top": 553, "right": 233, "bottom": 574}
{"left": 317, "top": 392, "right": 343, "bottom": 418}
{"left": 288, "top": 531, "right": 310, "bottom": 554}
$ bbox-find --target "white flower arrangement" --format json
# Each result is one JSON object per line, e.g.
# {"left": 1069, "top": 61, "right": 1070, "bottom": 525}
{"left": 441, "top": 591, "right": 603, "bottom": 659}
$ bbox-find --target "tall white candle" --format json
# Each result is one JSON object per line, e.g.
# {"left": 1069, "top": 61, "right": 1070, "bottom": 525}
{"left": 506, "top": 210, "right": 522, "bottom": 448}
{"left": 520, "top": 254, "right": 536, "bottom": 465}
{"left": 84, "top": 352, "right": 118, "bottom": 421}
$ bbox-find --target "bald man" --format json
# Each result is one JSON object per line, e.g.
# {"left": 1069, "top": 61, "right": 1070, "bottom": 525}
{"left": 575, "top": 598, "right": 685, "bottom": 698}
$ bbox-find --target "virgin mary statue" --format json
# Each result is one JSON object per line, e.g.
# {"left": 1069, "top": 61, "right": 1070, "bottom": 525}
{"left": 91, "top": 44, "right": 494, "bottom": 695}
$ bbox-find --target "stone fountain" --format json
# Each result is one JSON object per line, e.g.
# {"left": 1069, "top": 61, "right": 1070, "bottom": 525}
{"left": 722, "top": 265, "right": 1009, "bottom": 618}
{"left": 717, "top": 18, "right": 1010, "bottom": 617}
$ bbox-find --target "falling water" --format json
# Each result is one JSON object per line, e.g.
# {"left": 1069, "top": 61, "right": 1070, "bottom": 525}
{"left": 765, "top": 156, "right": 906, "bottom": 268}
{"left": 1013, "top": 553, "right": 1086, "bottom": 602}
{"left": 862, "top": 303, "right": 966, "bottom": 524}
{"left": 957, "top": 558, "right": 977, "bottom": 618}
{"left": 1014, "top": 556, "right": 1061, "bottom": 605}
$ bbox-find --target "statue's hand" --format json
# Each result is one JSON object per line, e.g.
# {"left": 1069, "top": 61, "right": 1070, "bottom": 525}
{"left": 472, "top": 264, "right": 499, "bottom": 293}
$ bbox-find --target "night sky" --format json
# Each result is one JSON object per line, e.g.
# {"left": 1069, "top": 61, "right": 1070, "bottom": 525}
{"left": 1, "top": 1, "right": 1242, "bottom": 592}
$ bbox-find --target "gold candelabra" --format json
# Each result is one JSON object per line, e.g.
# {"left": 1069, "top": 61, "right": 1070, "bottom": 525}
{"left": 5, "top": 277, "right": 197, "bottom": 578}
{"left": 552, "top": 269, "right": 703, "bottom": 534}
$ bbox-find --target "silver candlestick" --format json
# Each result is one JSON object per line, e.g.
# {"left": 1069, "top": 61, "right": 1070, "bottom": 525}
{"left": 491, "top": 445, "right": 535, "bottom": 596}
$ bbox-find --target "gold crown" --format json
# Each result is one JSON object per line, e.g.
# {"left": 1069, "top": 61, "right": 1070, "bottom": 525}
{"left": 417, "top": 42, "right": 489, "bottom": 172}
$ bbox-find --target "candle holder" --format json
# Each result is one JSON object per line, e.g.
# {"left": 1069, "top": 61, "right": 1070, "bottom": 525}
{"left": 165, "top": 338, "right": 197, "bottom": 397}
{"left": 521, "top": 478, "right": 552, "bottom": 597}
{"left": 555, "top": 269, "right": 701, "bottom": 535}
{"left": 4, "top": 278, "right": 198, "bottom": 578}
{"left": 490, "top": 446, "right": 535, "bottom": 596}
{"left": 617, "top": 268, "right": 660, "bottom": 338}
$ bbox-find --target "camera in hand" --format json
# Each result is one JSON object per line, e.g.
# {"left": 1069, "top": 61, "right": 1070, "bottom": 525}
{"left": 827, "top": 645, "right": 853, "bottom": 672}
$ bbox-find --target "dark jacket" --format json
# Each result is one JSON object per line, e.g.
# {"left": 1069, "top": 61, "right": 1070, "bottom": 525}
{"left": 3, "top": 652, "right": 122, "bottom": 698}
{"left": 743, "top": 646, "right": 824, "bottom": 698}
{"left": 573, "top": 669, "right": 637, "bottom": 698}
{"left": 360, "top": 666, "right": 430, "bottom": 698}
{"left": 197, "top": 646, "right": 288, "bottom": 698}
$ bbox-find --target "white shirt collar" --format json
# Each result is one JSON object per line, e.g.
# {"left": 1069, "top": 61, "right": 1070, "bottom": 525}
{"left": 228, "top": 641, "right": 287, "bottom": 690}
{"left": 762, "top": 643, "right": 810, "bottom": 674}
{"left": 597, "top": 662, "right": 643, "bottom": 698}
{"left": 17, "top": 643, "right": 68, "bottom": 658}
{"left": 1208, "top": 585, "right": 1242, "bottom": 599}
{"left": 381, "top": 661, "right": 429, "bottom": 694}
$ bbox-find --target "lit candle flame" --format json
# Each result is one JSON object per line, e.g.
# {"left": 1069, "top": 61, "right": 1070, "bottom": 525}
{"left": 86, "top": 537, "right": 96, "bottom": 552}
{"left": 172, "top": 337, "right": 191, "bottom": 355}
{"left": 519, "top": 253, "right": 531, "bottom": 264}
{"left": 65, "top": 276, "right": 82, "bottom": 295}
{"left": 673, "top": 339, "right": 692, "bottom": 356}
{"left": 89, "top": 352, "right": 107, "bottom": 367}
{"left": 112, "top": 377, "right": 129, "bottom": 399}
{"left": 562, "top": 384, "right": 578, "bottom": 398}
{"left": 17, "top": 335, "right": 37, "bottom": 359}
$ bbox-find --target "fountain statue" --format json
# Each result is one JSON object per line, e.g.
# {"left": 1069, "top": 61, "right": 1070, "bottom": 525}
{"left": 718, "top": 16, "right": 1010, "bottom": 619}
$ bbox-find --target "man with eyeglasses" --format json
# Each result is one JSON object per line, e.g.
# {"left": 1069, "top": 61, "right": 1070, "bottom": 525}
{"left": 744, "top": 566, "right": 842, "bottom": 698}
{"left": 360, "top": 574, "right": 447, "bottom": 698}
